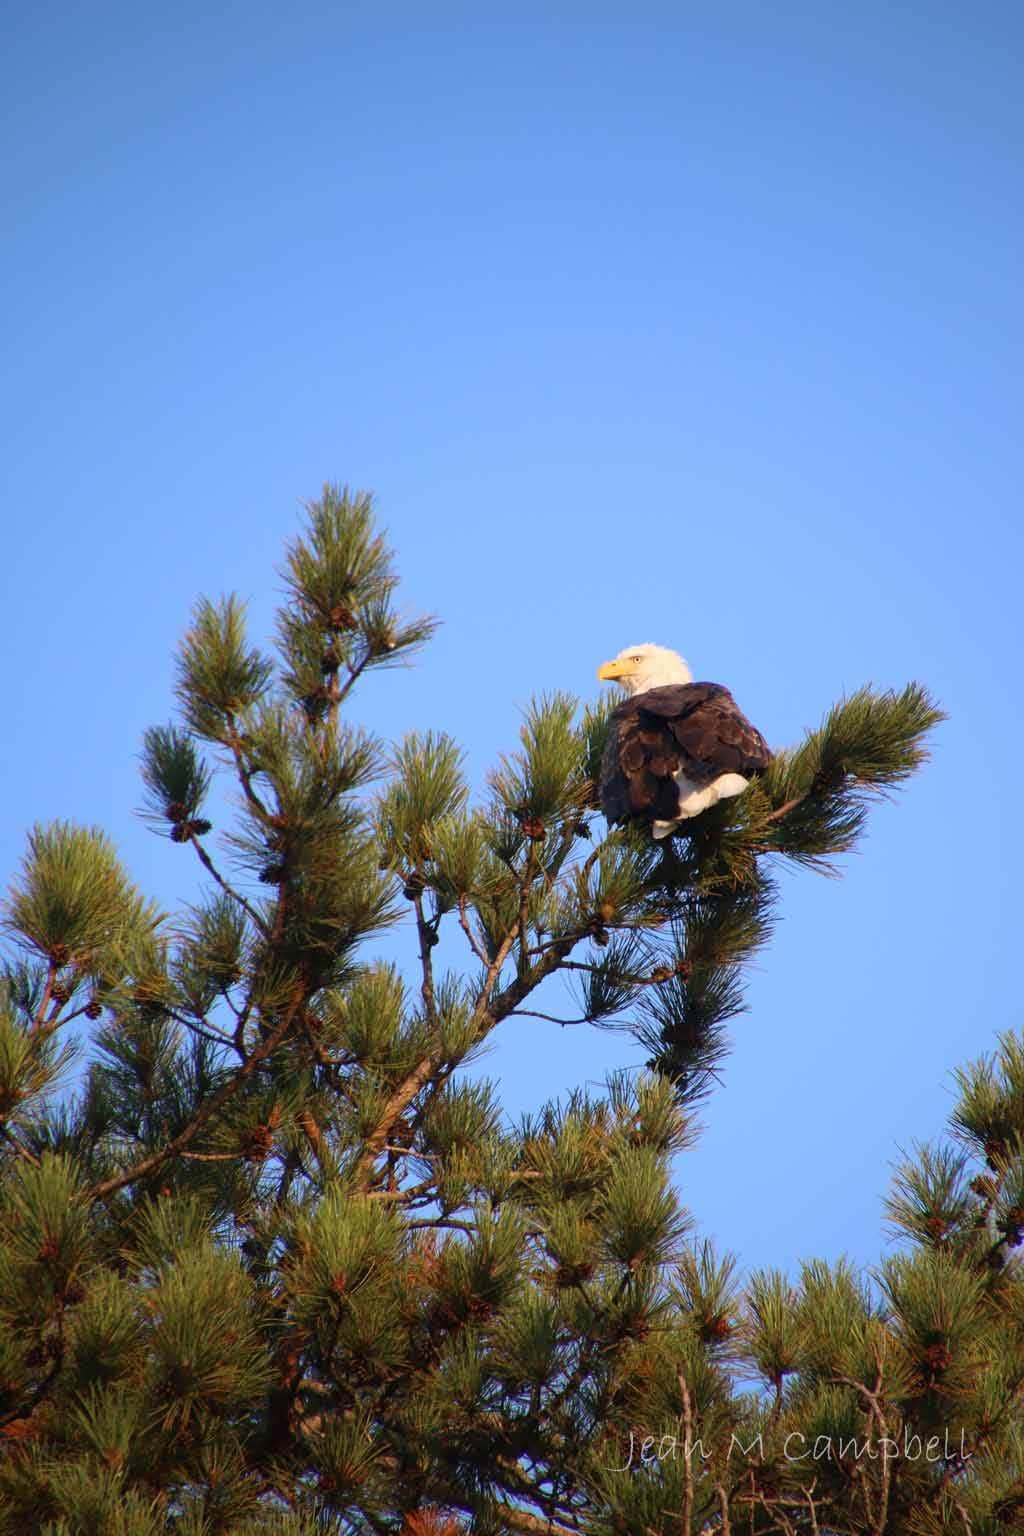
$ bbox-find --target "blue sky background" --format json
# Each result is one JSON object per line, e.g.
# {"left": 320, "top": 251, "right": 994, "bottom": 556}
{"left": 3, "top": 1, "right": 1021, "bottom": 1277}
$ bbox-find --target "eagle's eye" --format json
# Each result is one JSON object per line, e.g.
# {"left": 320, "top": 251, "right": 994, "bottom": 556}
{"left": 630, "top": 655, "right": 642, "bottom": 662}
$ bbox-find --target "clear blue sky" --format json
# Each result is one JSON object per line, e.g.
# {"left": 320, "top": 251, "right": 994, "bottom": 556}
{"left": 3, "top": 1, "right": 1021, "bottom": 1277}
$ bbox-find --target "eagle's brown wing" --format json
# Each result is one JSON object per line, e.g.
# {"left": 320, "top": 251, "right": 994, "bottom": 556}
{"left": 599, "top": 683, "right": 772, "bottom": 823}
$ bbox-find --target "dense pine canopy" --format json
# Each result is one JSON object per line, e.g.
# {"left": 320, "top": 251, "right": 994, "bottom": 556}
{"left": 2, "top": 487, "right": 1021, "bottom": 1535}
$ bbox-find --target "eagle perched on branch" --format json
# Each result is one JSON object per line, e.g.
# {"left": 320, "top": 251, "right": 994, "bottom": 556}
{"left": 597, "top": 643, "right": 771, "bottom": 839}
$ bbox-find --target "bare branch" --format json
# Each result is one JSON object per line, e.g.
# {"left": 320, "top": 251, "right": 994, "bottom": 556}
{"left": 188, "top": 831, "right": 268, "bottom": 937}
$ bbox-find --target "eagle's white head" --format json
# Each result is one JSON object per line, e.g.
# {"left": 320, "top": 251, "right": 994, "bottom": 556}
{"left": 597, "top": 643, "right": 693, "bottom": 697}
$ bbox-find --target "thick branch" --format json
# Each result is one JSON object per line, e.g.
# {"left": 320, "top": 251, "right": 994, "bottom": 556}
{"left": 412, "top": 889, "right": 437, "bottom": 1021}
{"left": 353, "top": 923, "right": 584, "bottom": 1190}
{"left": 29, "top": 958, "right": 58, "bottom": 1036}
{"left": 486, "top": 933, "right": 583, "bottom": 1027}
{"left": 352, "top": 1054, "right": 442, "bottom": 1190}
{"left": 762, "top": 793, "right": 809, "bottom": 826}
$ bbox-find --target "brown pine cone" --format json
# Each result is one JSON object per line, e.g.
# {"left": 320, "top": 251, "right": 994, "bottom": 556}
{"left": 327, "top": 604, "right": 358, "bottom": 632}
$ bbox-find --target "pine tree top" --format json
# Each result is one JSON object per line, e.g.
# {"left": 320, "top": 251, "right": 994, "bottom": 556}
{"left": 5, "top": 486, "right": 1017, "bottom": 1536}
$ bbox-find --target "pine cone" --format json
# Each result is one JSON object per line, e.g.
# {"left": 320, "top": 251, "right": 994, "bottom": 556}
{"left": 993, "top": 1493, "right": 1024, "bottom": 1526}
{"left": 327, "top": 604, "right": 358, "bottom": 632}
{"left": 400, "top": 1510, "right": 463, "bottom": 1536}
{"left": 922, "top": 1340, "right": 951, "bottom": 1377}
{"left": 48, "top": 944, "right": 70, "bottom": 967}
{"left": 554, "top": 1259, "right": 595, "bottom": 1289}
{"left": 521, "top": 815, "right": 546, "bottom": 842}
{"left": 812, "top": 765, "right": 846, "bottom": 794}
{"left": 297, "top": 1109, "right": 322, "bottom": 1152}
{"left": 620, "top": 1315, "right": 651, "bottom": 1342}
{"left": 701, "top": 1314, "right": 733, "bottom": 1342}
{"left": 165, "top": 802, "right": 188, "bottom": 824}
{"left": 241, "top": 1124, "right": 275, "bottom": 1163}
{"left": 672, "top": 1022, "right": 705, "bottom": 1049}
{"left": 50, "top": 982, "right": 71, "bottom": 1007}
{"left": 999, "top": 1206, "right": 1024, "bottom": 1247}
{"left": 84, "top": 1000, "right": 102, "bottom": 1021}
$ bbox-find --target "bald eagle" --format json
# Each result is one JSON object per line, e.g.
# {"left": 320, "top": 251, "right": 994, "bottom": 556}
{"left": 597, "top": 643, "right": 771, "bottom": 839}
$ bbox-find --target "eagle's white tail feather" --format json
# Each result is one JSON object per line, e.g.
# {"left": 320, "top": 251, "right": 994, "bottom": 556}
{"left": 653, "top": 771, "right": 752, "bottom": 839}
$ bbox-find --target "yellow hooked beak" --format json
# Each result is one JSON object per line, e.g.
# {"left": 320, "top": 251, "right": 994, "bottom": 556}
{"left": 597, "top": 659, "right": 631, "bottom": 682}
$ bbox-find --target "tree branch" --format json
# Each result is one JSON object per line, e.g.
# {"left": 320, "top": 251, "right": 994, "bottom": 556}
{"left": 188, "top": 831, "right": 268, "bottom": 936}
{"left": 30, "top": 958, "right": 58, "bottom": 1035}
{"left": 87, "top": 984, "right": 305, "bottom": 1201}
{"left": 457, "top": 894, "right": 490, "bottom": 966}
{"left": 412, "top": 889, "right": 437, "bottom": 1022}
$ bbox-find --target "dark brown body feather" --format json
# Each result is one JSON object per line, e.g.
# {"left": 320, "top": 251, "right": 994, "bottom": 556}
{"left": 599, "top": 683, "right": 772, "bottom": 824}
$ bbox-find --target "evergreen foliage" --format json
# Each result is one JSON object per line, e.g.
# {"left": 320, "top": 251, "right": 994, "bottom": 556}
{"left": 2, "top": 484, "right": 1013, "bottom": 1534}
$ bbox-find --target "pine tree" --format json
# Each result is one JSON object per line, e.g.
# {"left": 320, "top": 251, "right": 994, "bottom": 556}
{"left": 3, "top": 485, "right": 1016, "bottom": 1535}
